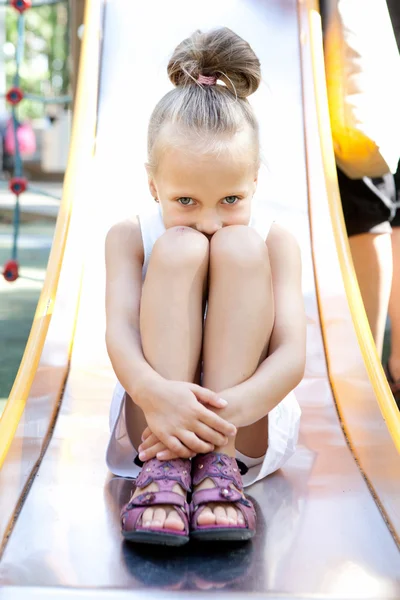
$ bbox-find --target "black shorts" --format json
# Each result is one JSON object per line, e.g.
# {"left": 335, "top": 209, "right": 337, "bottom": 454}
{"left": 338, "top": 166, "right": 400, "bottom": 237}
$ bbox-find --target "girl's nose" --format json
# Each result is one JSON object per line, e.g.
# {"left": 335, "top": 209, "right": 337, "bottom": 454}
{"left": 196, "top": 219, "right": 222, "bottom": 238}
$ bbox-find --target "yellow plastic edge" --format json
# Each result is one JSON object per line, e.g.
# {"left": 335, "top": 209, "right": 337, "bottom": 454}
{"left": 0, "top": 0, "right": 101, "bottom": 470}
{"left": 305, "top": 0, "right": 400, "bottom": 451}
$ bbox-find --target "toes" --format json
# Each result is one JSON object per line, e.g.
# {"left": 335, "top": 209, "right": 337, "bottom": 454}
{"left": 226, "top": 506, "right": 238, "bottom": 524}
{"left": 141, "top": 507, "right": 154, "bottom": 528}
{"left": 237, "top": 508, "right": 245, "bottom": 526}
{"left": 214, "top": 505, "right": 245, "bottom": 526}
{"left": 197, "top": 504, "right": 246, "bottom": 526}
{"left": 165, "top": 509, "right": 185, "bottom": 531}
{"left": 214, "top": 505, "right": 230, "bottom": 525}
{"left": 152, "top": 507, "right": 167, "bottom": 529}
{"left": 197, "top": 506, "right": 216, "bottom": 526}
{"left": 142, "top": 507, "right": 185, "bottom": 531}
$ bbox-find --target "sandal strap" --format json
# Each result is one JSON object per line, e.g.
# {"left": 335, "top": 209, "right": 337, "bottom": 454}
{"left": 135, "top": 457, "right": 191, "bottom": 492}
{"left": 191, "top": 486, "right": 246, "bottom": 508}
{"left": 191, "top": 452, "right": 243, "bottom": 490}
{"left": 125, "top": 490, "right": 189, "bottom": 514}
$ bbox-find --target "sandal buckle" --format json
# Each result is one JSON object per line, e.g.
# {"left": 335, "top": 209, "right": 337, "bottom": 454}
{"left": 135, "top": 492, "right": 156, "bottom": 504}
{"left": 220, "top": 487, "right": 233, "bottom": 499}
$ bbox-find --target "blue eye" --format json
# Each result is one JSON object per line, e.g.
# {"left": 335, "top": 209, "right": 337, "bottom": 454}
{"left": 178, "top": 197, "right": 194, "bottom": 206}
{"left": 223, "top": 196, "right": 239, "bottom": 205}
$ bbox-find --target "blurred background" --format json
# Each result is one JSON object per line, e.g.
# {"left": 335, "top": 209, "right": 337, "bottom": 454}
{"left": 0, "top": 0, "right": 85, "bottom": 414}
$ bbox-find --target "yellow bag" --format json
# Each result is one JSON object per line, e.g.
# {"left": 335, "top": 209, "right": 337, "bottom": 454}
{"left": 324, "top": 0, "right": 400, "bottom": 178}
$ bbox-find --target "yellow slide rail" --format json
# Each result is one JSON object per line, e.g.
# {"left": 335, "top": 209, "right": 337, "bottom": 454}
{"left": 0, "top": 0, "right": 101, "bottom": 470}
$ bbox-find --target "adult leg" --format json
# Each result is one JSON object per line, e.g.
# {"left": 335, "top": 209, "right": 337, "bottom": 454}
{"left": 125, "top": 226, "right": 209, "bottom": 531}
{"left": 386, "top": 0, "right": 400, "bottom": 53}
{"left": 197, "top": 225, "right": 274, "bottom": 527}
{"left": 337, "top": 168, "right": 394, "bottom": 357}
{"left": 388, "top": 227, "right": 400, "bottom": 389}
{"left": 387, "top": 157, "right": 400, "bottom": 398}
{"left": 349, "top": 232, "right": 393, "bottom": 357}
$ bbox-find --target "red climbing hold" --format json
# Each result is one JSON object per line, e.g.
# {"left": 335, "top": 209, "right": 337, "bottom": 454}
{"left": 6, "top": 87, "right": 24, "bottom": 105}
{"left": 11, "top": 0, "right": 32, "bottom": 13}
{"left": 9, "top": 177, "right": 28, "bottom": 195}
{"left": 3, "top": 260, "right": 19, "bottom": 282}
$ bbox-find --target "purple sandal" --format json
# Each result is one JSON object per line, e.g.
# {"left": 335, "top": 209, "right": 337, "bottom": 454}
{"left": 120, "top": 457, "right": 191, "bottom": 546}
{"left": 190, "top": 452, "right": 256, "bottom": 542}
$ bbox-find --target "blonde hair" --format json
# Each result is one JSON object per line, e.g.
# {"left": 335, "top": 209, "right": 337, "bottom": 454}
{"left": 147, "top": 27, "right": 262, "bottom": 172}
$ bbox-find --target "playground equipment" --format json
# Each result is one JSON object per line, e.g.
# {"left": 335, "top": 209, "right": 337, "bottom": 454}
{"left": 0, "top": 0, "right": 71, "bottom": 282}
{"left": 0, "top": 0, "right": 399, "bottom": 596}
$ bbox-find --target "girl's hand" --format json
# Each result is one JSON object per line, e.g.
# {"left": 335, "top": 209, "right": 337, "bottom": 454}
{"left": 138, "top": 429, "right": 194, "bottom": 461}
{"left": 138, "top": 386, "right": 244, "bottom": 461}
{"left": 137, "top": 380, "right": 236, "bottom": 460}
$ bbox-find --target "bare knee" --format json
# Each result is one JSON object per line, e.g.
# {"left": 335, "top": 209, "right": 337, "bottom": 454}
{"left": 151, "top": 226, "right": 209, "bottom": 271}
{"left": 210, "top": 225, "right": 270, "bottom": 271}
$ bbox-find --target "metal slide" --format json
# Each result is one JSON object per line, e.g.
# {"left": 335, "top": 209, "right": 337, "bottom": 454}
{"left": 0, "top": 1, "right": 399, "bottom": 597}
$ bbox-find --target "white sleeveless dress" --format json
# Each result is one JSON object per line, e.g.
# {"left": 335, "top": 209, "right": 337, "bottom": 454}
{"left": 106, "top": 204, "right": 301, "bottom": 488}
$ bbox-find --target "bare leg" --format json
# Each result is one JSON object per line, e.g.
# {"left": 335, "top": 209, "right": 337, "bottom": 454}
{"left": 197, "top": 225, "right": 275, "bottom": 527}
{"left": 348, "top": 233, "right": 393, "bottom": 357}
{"left": 125, "top": 226, "right": 209, "bottom": 531}
{"left": 126, "top": 226, "right": 208, "bottom": 447}
{"left": 388, "top": 227, "right": 400, "bottom": 380}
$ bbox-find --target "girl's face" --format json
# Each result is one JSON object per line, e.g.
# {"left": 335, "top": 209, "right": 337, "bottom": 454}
{"left": 146, "top": 130, "right": 258, "bottom": 237}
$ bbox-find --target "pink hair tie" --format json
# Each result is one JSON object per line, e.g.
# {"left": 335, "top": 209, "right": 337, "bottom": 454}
{"left": 197, "top": 73, "right": 218, "bottom": 86}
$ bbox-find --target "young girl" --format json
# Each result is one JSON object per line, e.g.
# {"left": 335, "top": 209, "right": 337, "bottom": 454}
{"left": 105, "top": 27, "right": 306, "bottom": 546}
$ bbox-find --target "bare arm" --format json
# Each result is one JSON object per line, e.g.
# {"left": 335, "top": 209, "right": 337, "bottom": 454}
{"left": 138, "top": 223, "right": 306, "bottom": 460}
{"left": 216, "top": 224, "right": 306, "bottom": 428}
{"left": 105, "top": 219, "right": 236, "bottom": 457}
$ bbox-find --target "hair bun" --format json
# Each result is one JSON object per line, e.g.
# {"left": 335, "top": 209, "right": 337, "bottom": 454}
{"left": 167, "top": 27, "right": 261, "bottom": 99}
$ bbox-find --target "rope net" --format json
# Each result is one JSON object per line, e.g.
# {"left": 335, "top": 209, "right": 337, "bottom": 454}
{"left": 1, "top": 0, "right": 72, "bottom": 282}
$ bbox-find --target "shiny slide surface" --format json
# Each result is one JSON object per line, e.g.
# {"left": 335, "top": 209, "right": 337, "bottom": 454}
{"left": 0, "top": 0, "right": 399, "bottom": 597}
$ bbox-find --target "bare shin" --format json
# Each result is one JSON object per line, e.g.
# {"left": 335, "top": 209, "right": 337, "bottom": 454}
{"left": 125, "top": 227, "right": 209, "bottom": 450}
{"left": 202, "top": 226, "right": 274, "bottom": 458}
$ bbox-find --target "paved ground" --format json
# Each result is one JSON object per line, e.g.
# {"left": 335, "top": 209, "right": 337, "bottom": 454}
{"left": 0, "top": 182, "right": 59, "bottom": 416}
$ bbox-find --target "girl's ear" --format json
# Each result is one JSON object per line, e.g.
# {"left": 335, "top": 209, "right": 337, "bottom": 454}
{"left": 145, "top": 163, "right": 158, "bottom": 199}
{"left": 252, "top": 161, "right": 260, "bottom": 192}
{"left": 252, "top": 174, "right": 258, "bottom": 194}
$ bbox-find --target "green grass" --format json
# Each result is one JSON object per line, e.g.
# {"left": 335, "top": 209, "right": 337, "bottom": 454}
{"left": 0, "top": 220, "right": 55, "bottom": 415}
